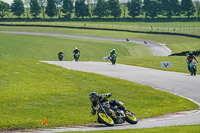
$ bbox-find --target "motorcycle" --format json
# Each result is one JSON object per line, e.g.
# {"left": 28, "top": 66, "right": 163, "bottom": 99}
{"left": 189, "top": 61, "right": 197, "bottom": 76}
{"left": 109, "top": 54, "right": 117, "bottom": 65}
{"left": 74, "top": 53, "right": 80, "bottom": 62}
{"left": 58, "top": 54, "right": 64, "bottom": 61}
{"left": 96, "top": 100, "right": 138, "bottom": 126}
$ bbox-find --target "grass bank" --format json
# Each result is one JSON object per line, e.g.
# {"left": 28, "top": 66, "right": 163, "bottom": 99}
{"left": 0, "top": 33, "right": 152, "bottom": 61}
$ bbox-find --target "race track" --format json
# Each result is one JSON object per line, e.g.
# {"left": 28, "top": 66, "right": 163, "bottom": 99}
{"left": 1, "top": 31, "right": 199, "bottom": 132}
{"left": 37, "top": 61, "right": 200, "bottom": 132}
{"left": 0, "top": 31, "right": 171, "bottom": 56}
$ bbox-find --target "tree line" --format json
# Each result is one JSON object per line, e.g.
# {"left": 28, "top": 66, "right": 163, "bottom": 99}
{"left": 0, "top": 0, "right": 200, "bottom": 19}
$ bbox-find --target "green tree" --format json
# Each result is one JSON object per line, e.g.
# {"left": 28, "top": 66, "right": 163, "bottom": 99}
{"left": 55, "top": 0, "right": 62, "bottom": 18}
{"left": 0, "top": 1, "right": 10, "bottom": 19}
{"left": 93, "top": 0, "right": 109, "bottom": 18}
{"left": 90, "top": 0, "right": 97, "bottom": 18}
{"left": 75, "top": 0, "right": 89, "bottom": 18}
{"left": 143, "top": 0, "right": 149, "bottom": 18}
{"left": 194, "top": 0, "right": 200, "bottom": 18}
{"left": 127, "top": 0, "right": 142, "bottom": 19}
{"left": 45, "top": 0, "right": 57, "bottom": 18}
{"left": 181, "top": 0, "right": 196, "bottom": 18}
{"left": 143, "top": 0, "right": 161, "bottom": 19}
{"left": 39, "top": 0, "right": 46, "bottom": 18}
{"left": 62, "top": 0, "right": 74, "bottom": 18}
{"left": 121, "top": 0, "right": 128, "bottom": 18}
{"left": 107, "top": 0, "right": 121, "bottom": 18}
{"left": 86, "top": 0, "right": 92, "bottom": 18}
{"left": 30, "top": 0, "right": 41, "bottom": 18}
{"left": 161, "top": 0, "right": 180, "bottom": 18}
{"left": 11, "top": 0, "right": 25, "bottom": 18}
{"left": 24, "top": 0, "right": 30, "bottom": 18}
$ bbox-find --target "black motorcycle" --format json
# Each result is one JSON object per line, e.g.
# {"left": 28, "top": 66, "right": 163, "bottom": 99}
{"left": 74, "top": 53, "right": 80, "bottom": 62}
{"left": 109, "top": 54, "right": 117, "bottom": 65}
{"left": 189, "top": 61, "right": 197, "bottom": 76}
{"left": 58, "top": 54, "right": 64, "bottom": 61}
{"left": 96, "top": 100, "right": 138, "bottom": 126}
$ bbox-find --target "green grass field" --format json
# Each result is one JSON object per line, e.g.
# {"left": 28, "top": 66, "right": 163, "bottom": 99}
{"left": 0, "top": 26, "right": 200, "bottom": 74}
{"left": 0, "top": 30, "right": 199, "bottom": 74}
{"left": 1, "top": 59, "right": 196, "bottom": 130}
{"left": 0, "top": 33, "right": 152, "bottom": 61}
{"left": 0, "top": 26, "right": 200, "bottom": 131}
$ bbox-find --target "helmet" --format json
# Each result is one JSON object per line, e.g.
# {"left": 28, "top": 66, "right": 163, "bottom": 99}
{"left": 113, "top": 49, "right": 115, "bottom": 51}
{"left": 75, "top": 47, "right": 78, "bottom": 50}
{"left": 89, "top": 92, "right": 98, "bottom": 102}
{"left": 189, "top": 51, "right": 193, "bottom": 56}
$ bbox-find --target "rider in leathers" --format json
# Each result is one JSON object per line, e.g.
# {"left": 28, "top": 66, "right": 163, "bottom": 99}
{"left": 58, "top": 50, "right": 64, "bottom": 61}
{"left": 109, "top": 49, "right": 118, "bottom": 58}
{"left": 72, "top": 47, "right": 80, "bottom": 60}
{"left": 89, "top": 92, "right": 127, "bottom": 124}
{"left": 186, "top": 51, "right": 199, "bottom": 71}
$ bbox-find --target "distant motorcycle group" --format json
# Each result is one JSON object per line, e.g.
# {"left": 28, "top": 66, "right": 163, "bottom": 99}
{"left": 58, "top": 47, "right": 80, "bottom": 62}
{"left": 58, "top": 48, "right": 118, "bottom": 65}
{"left": 59, "top": 48, "right": 198, "bottom": 75}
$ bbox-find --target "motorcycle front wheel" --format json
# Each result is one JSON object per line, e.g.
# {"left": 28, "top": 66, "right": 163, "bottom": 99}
{"left": 125, "top": 111, "right": 138, "bottom": 124}
{"left": 97, "top": 113, "right": 114, "bottom": 126}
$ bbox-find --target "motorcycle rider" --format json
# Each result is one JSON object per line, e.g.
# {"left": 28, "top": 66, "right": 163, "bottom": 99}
{"left": 72, "top": 47, "right": 80, "bottom": 60}
{"left": 58, "top": 50, "right": 64, "bottom": 61}
{"left": 109, "top": 49, "right": 118, "bottom": 58}
{"left": 89, "top": 92, "right": 127, "bottom": 124}
{"left": 109, "top": 49, "right": 118, "bottom": 65}
{"left": 186, "top": 51, "right": 199, "bottom": 71}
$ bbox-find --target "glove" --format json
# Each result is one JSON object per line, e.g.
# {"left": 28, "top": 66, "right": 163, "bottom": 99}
{"left": 108, "top": 93, "right": 112, "bottom": 97}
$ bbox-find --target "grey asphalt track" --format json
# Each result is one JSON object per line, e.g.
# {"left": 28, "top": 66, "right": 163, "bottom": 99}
{"left": 0, "top": 31, "right": 171, "bottom": 56}
{"left": 36, "top": 61, "right": 200, "bottom": 132}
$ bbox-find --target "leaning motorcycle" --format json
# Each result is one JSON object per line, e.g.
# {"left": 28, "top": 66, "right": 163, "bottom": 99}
{"left": 74, "top": 53, "right": 80, "bottom": 62}
{"left": 96, "top": 100, "right": 138, "bottom": 126}
{"left": 109, "top": 54, "right": 117, "bottom": 65}
{"left": 189, "top": 61, "right": 197, "bottom": 76}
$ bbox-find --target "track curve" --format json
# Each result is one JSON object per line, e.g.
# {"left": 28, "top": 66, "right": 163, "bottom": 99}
{"left": 0, "top": 31, "right": 171, "bottom": 56}
{"left": 2, "top": 31, "right": 199, "bottom": 132}
{"left": 35, "top": 61, "right": 200, "bottom": 132}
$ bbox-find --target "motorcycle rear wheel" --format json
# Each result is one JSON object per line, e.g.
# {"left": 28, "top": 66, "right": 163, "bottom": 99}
{"left": 98, "top": 113, "right": 114, "bottom": 126}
